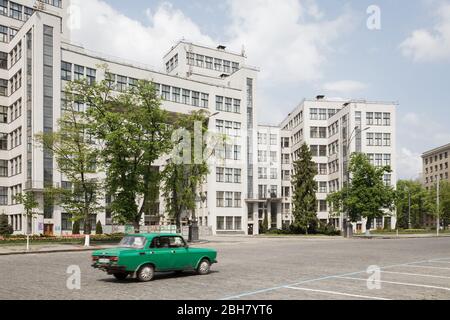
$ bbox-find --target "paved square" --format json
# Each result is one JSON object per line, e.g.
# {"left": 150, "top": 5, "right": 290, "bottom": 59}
{"left": 1, "top": 236, "right": 450, "bottom": 300}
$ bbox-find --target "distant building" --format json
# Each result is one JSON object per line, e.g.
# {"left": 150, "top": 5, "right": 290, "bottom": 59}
{"left": 422, "top": 143, "right": 450, "bottom": 190}
{"left": 279, "top": 96, "right": 398, "bottom": 234}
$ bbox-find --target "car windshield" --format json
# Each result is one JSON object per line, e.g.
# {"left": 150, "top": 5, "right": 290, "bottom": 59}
{"left": 118, "top": 236, "right": 147, "bottom": 249}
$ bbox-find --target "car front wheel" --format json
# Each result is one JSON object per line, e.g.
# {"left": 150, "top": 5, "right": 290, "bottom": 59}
{"left": 137, "top": 264, "right": 155, "bottom": 282}
{"left": 113, "top": 273, "right": 128, "bottom": 280}
{"left": 197, "top": 259, "right": 211, "bottom": 275}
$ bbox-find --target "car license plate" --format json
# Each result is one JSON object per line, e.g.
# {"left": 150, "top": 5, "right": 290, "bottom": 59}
{"left": 99, "top": 258, "right": 110, "bottom": 264}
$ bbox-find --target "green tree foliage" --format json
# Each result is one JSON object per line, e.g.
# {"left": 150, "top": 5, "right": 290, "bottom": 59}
{"left": 327, "top": 153, "right": 395, "bottom": 231}
{"left": 291, "top": 143, "right": 318, "bottom": 234}
{"left": 162, "top": 110, "right": 211, "bottom": 232}
{"left": 14, "top": 192, "right": 39, "bottom": 234}
{"left": 429, "top": 180, "right": 450, "bottom": 229}
{"left": 0, "top": 214, "right": 13, "bottom": 236}
{"left": 35, "top": 80, "right": 102, "bottom": 235}
{"left": 395, "top": 180, "right": 433, "bottom": 229}
{"left": 95, "top": 221, "right": 103, "bottom": 235}
{"left": 71, "top": 73, "right": 172, "bottom": 233}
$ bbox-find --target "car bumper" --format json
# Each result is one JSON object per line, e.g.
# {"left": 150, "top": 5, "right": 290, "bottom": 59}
{"left": 92, "top": 264, "right": 127, "bottom": 274}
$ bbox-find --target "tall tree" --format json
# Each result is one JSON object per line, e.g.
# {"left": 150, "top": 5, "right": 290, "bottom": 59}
{"left": 395, "top": 180, "right": 433, "bottom": 229}
{"left": 76, "top": 74, "right": 172, "bottom": 232}
{"left": 291, "top": 143, "right": 318, "bottom": 234}
{"left": 14, "top": 192, "right": 39, "bottom": 234}
{"left": 162, "top": 110, "right": 211, "bottom": 232}
{"left": 35, "top": 80, "right": 102, "bottom": 240}
{"left": 327, "top": 153, "right": 395, "bottom": 233}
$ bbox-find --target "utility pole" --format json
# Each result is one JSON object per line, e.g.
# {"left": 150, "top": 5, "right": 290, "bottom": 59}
{"left": 408, "top": 189, "right": 412, "bottom": 230}
{"left": 437, "top": 175, "right": 440, "bottom": 237}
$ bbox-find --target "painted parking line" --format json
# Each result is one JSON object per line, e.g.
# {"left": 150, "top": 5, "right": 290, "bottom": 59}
{"left": 285, "top": 286, "right": 390, "bottom": 300}
{"left": 220, "top": 257, "right": 450, "bottom": 300}
{"left": 336, "top": 276, "right": 450, "bottom": 292}
{"left": 381, "top": 270, "right": 450, "bottom": 280}
{"left": 427, "top": 261, "right": 450, "bottom": 264}
{"left": 401, "top": 264, "right": 450, "bottom": 271}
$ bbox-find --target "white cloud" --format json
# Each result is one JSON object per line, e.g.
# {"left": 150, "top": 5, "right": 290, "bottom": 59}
{"left": 400, "top": 2, "right": 450, "bottom": 62}
{"left": 397, "top": 148, "right": 422, "bottom": 180}
{"left": 323, "top": 80, "right": 368, "bottom": 95}
{"left": 70, "top": 0, "right": 215, "bottom": 71}
{"left": 225, "top": 0, "right": 354, "bottom": 84}
{"left": 397, "top": 111, "right": 450, "bottom": 179}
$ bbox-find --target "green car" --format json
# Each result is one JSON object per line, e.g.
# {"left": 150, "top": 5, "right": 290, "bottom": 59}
{"left": 91, "top": 233, "right": 217, "bottom": 282}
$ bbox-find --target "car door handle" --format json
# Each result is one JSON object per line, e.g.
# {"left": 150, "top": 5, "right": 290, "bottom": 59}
{"left": 171, "top": 250, "right": 176, "bottom": 254}
{"left": 139, "top": 252, "right": 146, "bottom": 256}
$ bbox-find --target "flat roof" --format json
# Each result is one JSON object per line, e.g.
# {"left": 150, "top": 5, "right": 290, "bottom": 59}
{"left": 422, "top": 143, "right": 450, "bottom": 157}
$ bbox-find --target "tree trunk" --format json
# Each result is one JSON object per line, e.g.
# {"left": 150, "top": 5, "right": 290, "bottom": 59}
{"left": 133, "top": 220, "right": 140, "bottom": 234}
{"left": 365, "top": 219, "right": 371, "bottom": 236}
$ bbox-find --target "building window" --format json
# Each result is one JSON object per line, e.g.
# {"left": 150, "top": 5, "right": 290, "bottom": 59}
{"left": 367, "top": 112, "right": 374, "bottom": 125}
{"left": 216, "top": 217, "right": 224, "bottom": 230}
{"left": 0, "top": 51, "right": 6, "bottom": 69}
{"left": 169, "top": 87, "right": 179, "bottom": 103}
{"left": 375, "top": 112, "right": 382, "bottom": 125}
{"left": 225, "top": 192, "right": 233, "bottom": 207}
{"left": 234, "top": 192, "right": 242, "bottom": 208}
{"left": 10, "top": 2, "right": 23, "bottom": 20}
{"left": 117, "top": 75, "right": 127, "bottom": 92}
{"left": 384, "top": 154, "right": 391, "bottom": 166}
{"left": 225, "top": 168, "right": 233, "bottom": 183}
{"left": 86, "top": 68, "right": 96, "bottom": 85}
{"left": 182, "top": 89, "right": 190, "bottom": 105}
{"left": 201, "top": 93, "right": 208, "bottom": 108}
{"left": 216, "top": 191, "right": 224, "bottom": 207}
{"left": 191, "top": 91, "right": 200, "bottom": 107}
{"left": 383, "top": 133, "right": 391, "bottom": 146}
{"left": 270, "top": 134, "right": 277, "bottom": 145}
{"left": 383, "top": 113, "right": 391, "bottom": 126}
{"left": 0, "top": 106, "right": 6, "bottom": 123}
{"left": 234, "top": 169, "right": 241, "bottom": 183}
{"left": 234, "top": 217, "right": 242, "bottom": 230}
{"left": 216, "top": 167, "right": 224, "bottom": 182}
{"left": 74, "top": 65, "right": 84, "bottom": 81}
{"left": 0, "top": 133, "right": 7, "bottom": 150}
{"left": 61, "top": 61, "right": 72, "bottom": 81}
{"left": 233, "top": 99, "right": 240, "bottom": 113}
{"left": 161, "top": 85, "right": 170, "bottom": 100}
{"left": 61, "top": 213, "right": 72, "bottom": 231}
{"left": 0, "top": 1, "right": 7, "bottom": 16}
{"left": 318, "top": 182, "right": 327, "bottom": 193}
{"left": 0, "top": 186, "right": 7, "bottom": 205}
{"left": 205, "top": 56, "right": 213, "bottom": 69}
{"left": 0, "top": 159, "right": 7, "bottom": 177}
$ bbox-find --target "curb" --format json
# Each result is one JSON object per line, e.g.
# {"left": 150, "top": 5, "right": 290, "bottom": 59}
{"left": 353, "top": 235, "right": 450, "bottom": 240}
{"left": 0, "top": 247, "right": 110, "bottom": 256}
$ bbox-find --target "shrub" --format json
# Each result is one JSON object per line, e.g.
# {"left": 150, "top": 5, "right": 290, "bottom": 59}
{"left": 72, "top": 220, "right": 80, "bottom": 235}
{"left": 95, "top": 221, "right": 103, "bottom": 235}
{"left": 0, "top": 214, "right": 13, "bottom": 236}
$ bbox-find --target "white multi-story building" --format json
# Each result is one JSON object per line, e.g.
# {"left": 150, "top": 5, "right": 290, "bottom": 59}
{"left": 0, "top": 1, "right": 398, "bottom": 237}
{"left": 280, "top": 96, "right": 397, "bottom": 233}
{"left": 0, "top": 0, "right": 260, "bottom": 236}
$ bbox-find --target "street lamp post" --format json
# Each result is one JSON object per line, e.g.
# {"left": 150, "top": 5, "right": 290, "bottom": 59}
{"left": 437, "top": 175, "right": 440, "bottom": 237}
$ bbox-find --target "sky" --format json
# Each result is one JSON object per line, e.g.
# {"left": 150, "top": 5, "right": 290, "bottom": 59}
{"left": 69, "top": 0, "right": 450, "bottom": 179}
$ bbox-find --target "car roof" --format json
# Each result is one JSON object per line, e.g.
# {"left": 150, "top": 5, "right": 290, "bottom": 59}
{"left": 125, "top": 233, "right": 182, "bottom": 240}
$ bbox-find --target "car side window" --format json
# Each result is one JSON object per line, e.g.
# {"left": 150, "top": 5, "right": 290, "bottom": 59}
{"left": 149, "top": 237, "right": 158, "bottom": 249}
{"left": 169, "top": 236, "right": 186, "bottom": 248}
{"left": 156, "top": 237, "right": 170, "bottom": 248}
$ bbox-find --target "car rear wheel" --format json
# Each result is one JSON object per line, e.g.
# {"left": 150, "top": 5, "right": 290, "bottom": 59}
{"left": 137, "top": 264, "right": 155, "bottom": 282}
{"left": 113, "top": 273, "right": 128, "bottom": 280}
{"left": 197, "top": 259, "right": 211, "bottom": 275}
